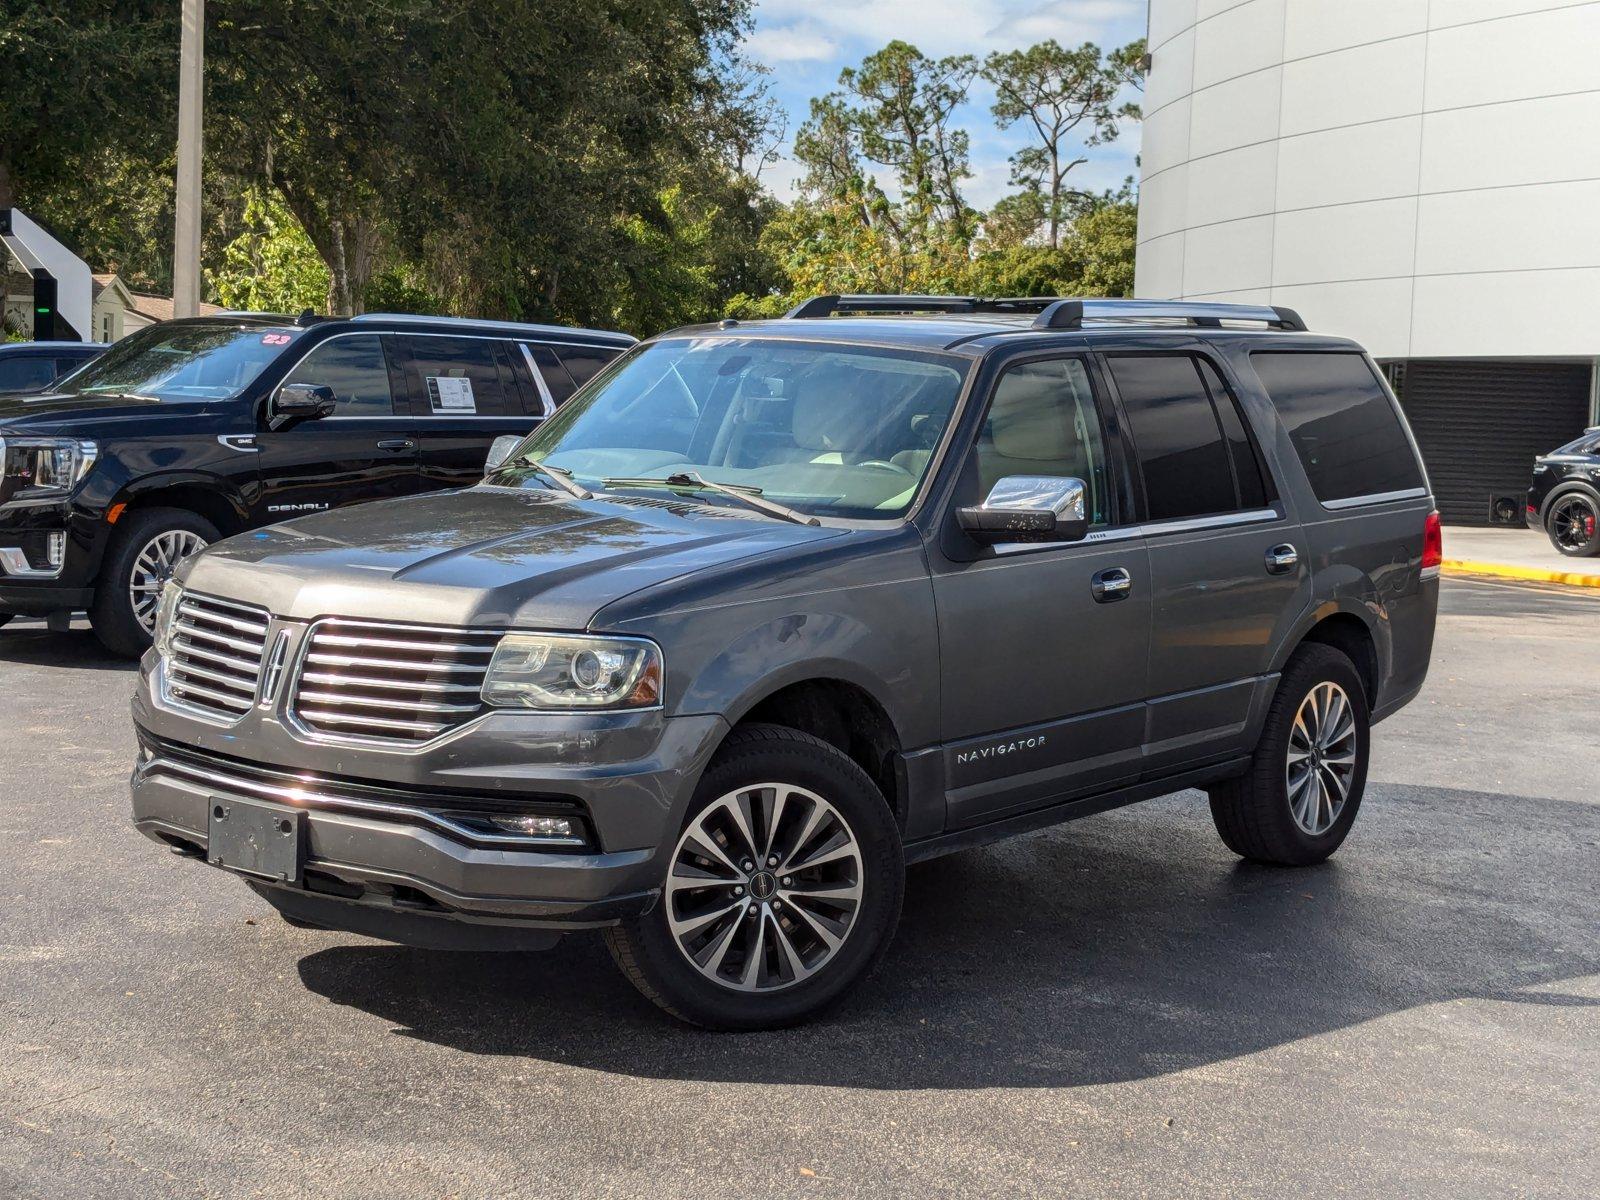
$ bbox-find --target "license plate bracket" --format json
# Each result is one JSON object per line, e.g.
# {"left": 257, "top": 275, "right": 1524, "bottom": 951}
{"left": 208, "top": 797, "right": 302, "bottom": 884}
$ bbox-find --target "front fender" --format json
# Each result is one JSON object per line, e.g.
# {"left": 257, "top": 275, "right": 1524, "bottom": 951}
{"left": 688, "top": 610, "right": 916, "bottom": 735}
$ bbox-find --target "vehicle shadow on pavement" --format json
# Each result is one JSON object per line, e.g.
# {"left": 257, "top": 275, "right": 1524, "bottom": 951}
{"left": 294, "top": 783, "right": 1600, "bottom": 1090}
{"left": 0, "top": 623, "right": 135, "bottom": 671}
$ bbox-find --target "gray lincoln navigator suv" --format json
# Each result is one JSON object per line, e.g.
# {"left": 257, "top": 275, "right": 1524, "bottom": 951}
{"left": 130, "top": 296, "right": 1440, "bottom": 1028}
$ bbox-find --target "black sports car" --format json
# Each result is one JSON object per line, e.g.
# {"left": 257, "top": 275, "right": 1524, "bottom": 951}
{"left": 1528, "top": 427, "right": 1600, "bottom": 556}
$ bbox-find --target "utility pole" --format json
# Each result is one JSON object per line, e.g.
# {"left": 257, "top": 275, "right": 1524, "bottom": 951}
{"left": 173, "top": 0, "right": 205, "bottom": 317}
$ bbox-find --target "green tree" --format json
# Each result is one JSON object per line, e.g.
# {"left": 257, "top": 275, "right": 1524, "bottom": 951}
{"left": 981, "top": 39, "right": 1144, "bottom": 248}
{"left": 838, "top": 41, "right": 978, "bottom": 242}
{"left": 206, "top": 188, "right": 329, "bottom": 312}
{"left": 0, "top": 2, "right": 174, "bottom": 211}
{"left": 968, "top": 195, "right": 1138, "bottom": 299}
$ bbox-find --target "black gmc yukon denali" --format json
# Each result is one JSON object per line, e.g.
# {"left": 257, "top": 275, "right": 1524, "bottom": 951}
{"left": 0, "top": 312, "right": 631, "bottom": 655}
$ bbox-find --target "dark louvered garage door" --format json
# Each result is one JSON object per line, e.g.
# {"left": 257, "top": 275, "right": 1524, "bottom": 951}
{"left": 1392, "top": 360, "right": 1593, "bottom": 525}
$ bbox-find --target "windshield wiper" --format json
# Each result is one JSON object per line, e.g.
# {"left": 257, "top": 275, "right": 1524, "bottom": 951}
{"left": 512, "top": 457, "right": 593, "bottom": 500}
{"left": 601, "top": 471, "right": 820, "bottom": 526}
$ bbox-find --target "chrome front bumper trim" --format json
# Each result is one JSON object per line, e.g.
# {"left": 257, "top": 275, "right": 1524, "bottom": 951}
{"left": 138, "top": 751, "right": 589, "bottom": 852}
{"left": 0, "top": 543, "right": 64, "bottom": 579}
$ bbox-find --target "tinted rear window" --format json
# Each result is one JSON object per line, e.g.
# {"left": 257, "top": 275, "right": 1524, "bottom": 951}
{"left": 1251, "top": 352, "right": 1423, "bottom": 503}
{"left": 0, "top": 356, "right": 58, "bottom": 391}
{"left": 1107, "top": 354, "right": 1238, "bottom": 521}
{"left": 555, "top": 345, "right": 620, "bottom": 388}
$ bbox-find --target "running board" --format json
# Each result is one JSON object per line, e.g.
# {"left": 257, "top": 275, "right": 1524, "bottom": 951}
{"left": 903, "top": 757, "right": 1250, "bottom": 865}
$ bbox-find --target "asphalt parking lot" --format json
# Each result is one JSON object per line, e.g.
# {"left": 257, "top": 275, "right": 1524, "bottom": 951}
{"left": 1, "top": 576, "right": 1596, "bottom": 1199}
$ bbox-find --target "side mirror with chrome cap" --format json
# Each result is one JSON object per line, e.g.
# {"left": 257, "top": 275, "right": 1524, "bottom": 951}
{"left": 957, "top": 475, "right": 1090, "bottom": 545}
{"left": 485, "top": 434, "right": 523, "bottom": 475}
{"left": 269, "top": 383, "right": 337, "bottom": 430}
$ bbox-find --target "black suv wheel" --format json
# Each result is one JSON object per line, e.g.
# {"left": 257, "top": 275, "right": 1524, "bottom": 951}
{"left": 91, "top": 507, "right": 218, "bottom": 658}
{"left": 605, "top": 724, "right": 904, "bottom": 1029}
{"left": 1207, "top": 643, "right": 1370, "bottom": 866}
{"left": 1545, "top": 492, "right": 1600, "bottom": 557}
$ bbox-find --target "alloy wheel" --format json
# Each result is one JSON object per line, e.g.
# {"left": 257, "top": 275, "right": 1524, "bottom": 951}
{"left": 666, "top": 782, "right": 865, "bottom": 993}
{"left": 1285, "top": 681, "right": 1359, "bottom": 836}
{"left": 1550, "top": 495, "right": 1597, "bottom": 551}
{"left": 129, "top": 530, "right": 208, "bottom": 633}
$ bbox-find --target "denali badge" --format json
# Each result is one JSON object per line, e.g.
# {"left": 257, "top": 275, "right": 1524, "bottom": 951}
{"left": 956, "top": 734, "right": 1047, "bottom": 765}
{"left": 267, "top": 502, "right": 330, "bottom": 514}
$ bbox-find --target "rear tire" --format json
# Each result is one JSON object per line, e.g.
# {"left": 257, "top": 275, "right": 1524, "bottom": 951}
{"left": 605, "top": 723, "right": 904, "bottom": 1030}
{"left": 1207, "top": 643, "right": 1370, "bottom": 866}
{"left": 1545, "top": 492, "right": 1600, "bottom": 557}
{"left": 91, "top": 507, "right": 218, "bottom": 659}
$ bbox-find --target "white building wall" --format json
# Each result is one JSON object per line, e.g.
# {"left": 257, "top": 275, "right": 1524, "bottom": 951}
{"left": 1136, "top": 0, "right": 1600, "bottom": 359}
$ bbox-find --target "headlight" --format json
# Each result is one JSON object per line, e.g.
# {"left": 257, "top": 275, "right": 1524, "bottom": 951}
{"left": 0, "top": 436, "right": 99, "bottom": 501}
{"left": 481, "top": 633, "right": 662, "bottom": 710}
{"left": 152, "top": 581, "right": 184, "bottom": 659}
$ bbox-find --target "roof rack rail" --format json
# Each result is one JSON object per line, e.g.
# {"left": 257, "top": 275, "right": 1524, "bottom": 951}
{"left": 1032, "top": 299, "right": 1307, "bottom": 332}
{"left": 782, "top": 294, "right": 1307, "bottom": 332}
{"left": 784, "top": 294, "right": 1073, "bottom": 319}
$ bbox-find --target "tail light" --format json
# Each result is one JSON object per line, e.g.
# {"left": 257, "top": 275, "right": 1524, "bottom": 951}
{"left": 1421, "top": 510, "right": 1442, "bottom": 579}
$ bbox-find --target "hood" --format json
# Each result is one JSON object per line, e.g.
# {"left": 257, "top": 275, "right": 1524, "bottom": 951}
{"left": 183, "top": 485, "right": 849, "bottom": 630}
{"left": 0, "top": 390, "right": 212, "bottom": 432}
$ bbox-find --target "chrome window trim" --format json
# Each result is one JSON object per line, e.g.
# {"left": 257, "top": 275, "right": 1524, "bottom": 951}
{"left": 273, "top": 329, "right": 604, "bottom": 422}
{"left": 143, "top": 754, "right": 588, "bottom": 850}
{"left": 518, "top": 343, "right": 558, "bottom": 417}
{"left": 1139, "top": 507, "right": 1282, "bottom": 537}
{"left": 1319, "top": 487, "right": 1430, "bottom": 511}
{"left": 989, "top": 507, "right": 1281, "bottom": 557}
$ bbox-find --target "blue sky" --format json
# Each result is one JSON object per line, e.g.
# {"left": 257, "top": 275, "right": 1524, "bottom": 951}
{"left": 745, "top": 0, "right": 1149, "bottom": 208}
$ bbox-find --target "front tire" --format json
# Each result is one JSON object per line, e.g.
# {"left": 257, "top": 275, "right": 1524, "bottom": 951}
{"left": 91, "top": 507, "right": 217, "bottom": 659}
{"left": 1546, "top": 492, "right": 1600, "bottom": 557}
{"left": 605, "top": 724, "right": 904, "bottom": 1030}
{"left": 1207, "top": 643, "right": 1370, "bottom": 866}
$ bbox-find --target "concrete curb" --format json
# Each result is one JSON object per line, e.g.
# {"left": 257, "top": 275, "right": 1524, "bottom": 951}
{"left": 1442, "top": 559, "right": 1600, "bottom": 588}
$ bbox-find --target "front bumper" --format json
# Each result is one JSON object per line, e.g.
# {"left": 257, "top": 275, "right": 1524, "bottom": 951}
{"left": 132, "top": 659, "right": 728, "bottom": 949}
{"left": 0, "top": 497, "right": 105, "bottom": 613}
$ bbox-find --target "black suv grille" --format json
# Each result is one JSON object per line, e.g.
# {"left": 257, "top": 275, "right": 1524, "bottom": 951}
{"left": 288, "top": 619, "right": 500, "bottom": 743}
{"left": 166, "top": 593, "right": 270, "bottom": 719}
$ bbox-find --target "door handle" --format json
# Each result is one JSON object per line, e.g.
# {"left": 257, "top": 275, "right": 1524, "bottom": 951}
{"left": 376, "top": 439, "right": 415, "bottom": 451}
{"left": 1091, "top": 566, "right": 1133, "bottom": 602}
{"left": 1265, "top": 543, "right": 1300, "bottom": 575}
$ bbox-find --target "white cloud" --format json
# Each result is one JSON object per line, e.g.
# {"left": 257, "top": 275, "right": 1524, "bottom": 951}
{"left": 745, "top": 25, "right": 840, "bottom": 64}
{"left": 751, "top": 0, "right": 1144, "bottom": 59}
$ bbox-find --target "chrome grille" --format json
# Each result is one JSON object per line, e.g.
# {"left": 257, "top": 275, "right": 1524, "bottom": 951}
{"left": 166, "top": 593, "right": 270, "bottom": 719}
{"left": 289, "top": 619, "right": 500, "bottom": 743}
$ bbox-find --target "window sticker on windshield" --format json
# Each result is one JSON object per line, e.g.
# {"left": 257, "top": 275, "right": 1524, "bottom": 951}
{"left": 261, "top": 333, "right": 292, "bottom": 345}
{"left": 427, "top": 375, "right": 476, "bottom": 413}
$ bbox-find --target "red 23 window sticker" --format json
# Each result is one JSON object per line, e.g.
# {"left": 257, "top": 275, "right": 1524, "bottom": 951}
{"left": 262, "top": 333, "right": 292, "bottom": 345}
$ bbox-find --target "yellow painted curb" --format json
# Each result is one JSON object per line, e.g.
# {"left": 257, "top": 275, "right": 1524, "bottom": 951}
{"left": 1442, "top": 559, "right": 1600, "bottom": 588}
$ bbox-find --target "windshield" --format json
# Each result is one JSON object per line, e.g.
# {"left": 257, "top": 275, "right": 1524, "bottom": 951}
{"left": 58, "top": 322, "right": 302, "bottom": 402}
{"left": 497, "top": 337, "right": 969, "bottom": 520}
